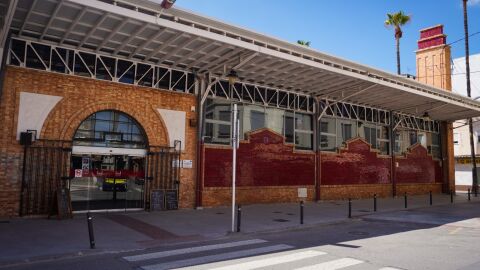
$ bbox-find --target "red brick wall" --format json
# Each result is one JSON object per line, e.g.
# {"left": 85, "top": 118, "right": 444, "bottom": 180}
{"left": 321, "top": 139, "right": 391, "bottom": 185}
{"left": 396, "top": 144, "right": 443, "bottom": 184}
{"left": 203, "top": 129, "right": 315, "bottom": 187}
{"left": 0, "top": 66, "right": 197, "bottom": 217}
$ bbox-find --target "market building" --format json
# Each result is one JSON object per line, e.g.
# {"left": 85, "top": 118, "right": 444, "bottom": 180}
{"left": 1, "top": 0, "right": 480, "bottom": 217}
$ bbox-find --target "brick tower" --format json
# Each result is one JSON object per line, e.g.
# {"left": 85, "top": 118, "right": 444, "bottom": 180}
{"left": 415, "top": 24, "right": 455, "bottom": 192}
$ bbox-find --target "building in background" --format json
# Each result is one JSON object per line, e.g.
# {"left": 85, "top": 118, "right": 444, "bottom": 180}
{"left": 1, "top": 1, "right": 480, "bottom": 217}
{"left": 451, "top": 53, "right": 480, "bottom": 191}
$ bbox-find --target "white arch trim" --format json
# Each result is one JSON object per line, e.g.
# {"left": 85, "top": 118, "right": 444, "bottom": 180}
{"left": 17, "top": 92, "right": 62, "bottom": 140}
{"left": 157, "top": 108, "right": 186, "bottom": 150}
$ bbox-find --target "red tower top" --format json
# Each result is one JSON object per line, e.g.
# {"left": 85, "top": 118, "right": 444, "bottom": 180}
{"left": 417, "top": 25, "right": 447, "bottom": 50}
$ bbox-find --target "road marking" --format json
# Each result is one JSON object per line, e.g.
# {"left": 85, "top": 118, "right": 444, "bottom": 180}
{"left": 207, "top": 250, "right": 326, "bottom": 270}
{"left": 293, "top": 258, "right": 364, "bottom": 270}
{"left": 379, "top": 267, "right": 402, "bottom": 270}
{"left": 448, "top": 227, "right": 462, "bottom": 235}
{"left": 141, "top": 244, "right": 293, "bottom": 270}
{"left": 123, "top": 239, "right": 267, "bottom": 262}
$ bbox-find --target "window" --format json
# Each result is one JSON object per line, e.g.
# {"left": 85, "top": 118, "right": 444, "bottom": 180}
{"left": 337, "top": 119, "right": 356, "bottom": 147}
{"left": 73, "top": 110, "right": 146, "bottom": 149}
{"left": 429, "top": 132, "right": 441, "bottom": 158}
{"left": 320, "top": 118, "right": 336, "bottom": 151}
{"left": 284, "top": 112, "right": 294, "bottom": 143}
{"left": 377, "top": 126, "right": 390, "bottom": 155}
{"left": 204, "top": 99, "right": 231, "bottom": 145}
{"left": 295, "top": 113, "right": 313, "bottom": 150}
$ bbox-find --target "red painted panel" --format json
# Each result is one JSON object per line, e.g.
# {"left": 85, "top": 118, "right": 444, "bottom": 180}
{"left": 321, "top": 139, "right": 391, "bottom": 185}
{"left": 396, "top": 144, "right": 443, "bottom": 183}
{"left": 420, "top": 26, "right": 443, "bottom": 39}
{"left": 204, "top": 129, "right": 315, "bottom": 187}
{"left": 418, "top": 36, "right": 446, "bottom": 50}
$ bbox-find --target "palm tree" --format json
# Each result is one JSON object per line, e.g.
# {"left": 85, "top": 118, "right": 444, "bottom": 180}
{"left": 385, "top": 11, "right": 411, "bottom": 75}
{"left": 463, "top": 0, "right": 478, "bottom": 196}
{"left": 297, "top": 40, "right": 311, "bottom": 47}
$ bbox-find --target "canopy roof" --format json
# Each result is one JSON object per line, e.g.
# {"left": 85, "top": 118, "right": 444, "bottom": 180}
{"left": 2, "top": 0, "right": 480, "bottom": 121}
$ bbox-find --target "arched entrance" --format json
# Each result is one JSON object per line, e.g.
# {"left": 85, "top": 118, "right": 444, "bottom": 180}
{"left": 70, "top": 110, "right": 148, "bottom": 211}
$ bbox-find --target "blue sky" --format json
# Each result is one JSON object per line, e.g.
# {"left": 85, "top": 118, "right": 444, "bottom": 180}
{"left": 173, "top": 0, "right": 480, "bottom": 76}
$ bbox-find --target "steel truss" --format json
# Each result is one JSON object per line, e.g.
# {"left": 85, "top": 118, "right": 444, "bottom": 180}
{"left": 319, "top": 99, "right": 439, "bottom": 133}
{"left": 8, "top": 37, "right": 195, "bottom": 93}
{"left": 206, "top": 76, "right": 315, "bottom": 114}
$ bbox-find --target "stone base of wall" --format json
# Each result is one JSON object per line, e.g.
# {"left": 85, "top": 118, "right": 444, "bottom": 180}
{"left": 396, "top": 183, "right": 443, "bottom": 195}
{"left": 319, "top": 184, "right": 393, "bottom": 200}
{"left": 201, "top": 186, "right": 315, "bottom": 207}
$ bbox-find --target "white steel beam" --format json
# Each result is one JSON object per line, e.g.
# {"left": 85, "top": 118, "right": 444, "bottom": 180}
{"left": 39, "top": 0, "right": 64, "bottom": 40}
{"left": 60, "top": 6, "right": 87, "bottom": 44}
{"left": 129, "top": 27, "right": 167, "bottom": 59}
{"left": 95, "top": 19, "right": 130, "bottom": 53}
{"left": 18, "top": 0, "right": 37, "bottom": 36}
{"left": 78, "top": 13, "right": 109, "bottom": 48}
{"left": 173, "top": 41, "right": 214, "bottom": 68}
{"left": 113, "top": 23, "right": 150, "bottom": 55}
{"left": 0, "top": 0, "right": 18, "bottom": 69}
{"left": 144, "top": 32, "right": 187, "bottom": 61}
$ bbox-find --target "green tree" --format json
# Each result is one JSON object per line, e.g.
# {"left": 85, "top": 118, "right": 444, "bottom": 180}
{"left": 385, "top": 11, "right": 411, "bottom": 75}
{"left": 297, "top": 40, "right": 311, "bottom": 47}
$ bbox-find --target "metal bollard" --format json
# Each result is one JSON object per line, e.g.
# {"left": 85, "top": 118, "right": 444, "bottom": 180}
{"left": 468, "top": 188, "right": 471, "bottom": 201}
{"left": 404, "top": 192, "right": 407, "bottom": 209}
{"left": 450, "top": 190, "right": 454, "bottom": 203}
{"left": 373, "top": 194, "right": 377, "bottom": 212}
{"left": 348, "top": 198, "right": 352, "bottom": 218}
{"left": 87, "top": 213, "right": 95, "bottom": 249}
{"left": 236, "top": 204, "right": 242, "bottom": 232}
{"left": 429, "top": 191, "right": 433, "bottom": 206}
{"left": 300, "top": 201, "right": 304, "bottom": 224}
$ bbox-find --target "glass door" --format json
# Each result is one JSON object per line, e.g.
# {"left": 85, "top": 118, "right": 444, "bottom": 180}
{"left": 70, "top": 154, "right": 145, "bottom": 211}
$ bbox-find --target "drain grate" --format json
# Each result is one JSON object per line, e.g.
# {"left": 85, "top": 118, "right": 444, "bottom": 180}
{"left": 272, "top": 211, "right": 282, "bottom": 214}
{"left": 273, "top": 218, "right": 290, "bottom": 222}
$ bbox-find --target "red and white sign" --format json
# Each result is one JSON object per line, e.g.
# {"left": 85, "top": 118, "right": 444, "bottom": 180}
{"left": 74, "top": 169, "right": 83, "bottom": 178}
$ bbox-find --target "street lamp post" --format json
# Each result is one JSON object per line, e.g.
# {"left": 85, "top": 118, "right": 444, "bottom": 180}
{"left": 227, "top": 69, "right": 239, "bottom": 232}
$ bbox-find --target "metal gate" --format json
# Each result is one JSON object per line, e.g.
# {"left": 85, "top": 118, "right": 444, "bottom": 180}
{"left": 145, "top": 142, "right": 181, "bottom": 210}
{"left": 20, "top": 140, "right": 72, "bottom": 216}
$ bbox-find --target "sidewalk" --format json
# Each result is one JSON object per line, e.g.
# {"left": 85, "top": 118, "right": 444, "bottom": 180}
{"left": 0, "top": 193, "right": 478, "bottom": 266}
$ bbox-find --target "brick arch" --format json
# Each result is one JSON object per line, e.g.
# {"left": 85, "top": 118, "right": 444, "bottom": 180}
{"left": 40, "top": 101, "right": 169, "bottom": 147}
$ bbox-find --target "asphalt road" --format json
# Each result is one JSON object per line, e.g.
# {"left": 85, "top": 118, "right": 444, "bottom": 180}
{"left": 3, "top": 203, "right": 480, "bottom": 270}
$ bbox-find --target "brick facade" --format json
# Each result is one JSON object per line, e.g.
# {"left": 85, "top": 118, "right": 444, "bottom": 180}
{"left": 0, "top": 66, "right": 197, "bottom": 217}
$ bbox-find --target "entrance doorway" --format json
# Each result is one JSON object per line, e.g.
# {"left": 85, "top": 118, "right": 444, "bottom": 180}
{"left": 70, "top": 154, "right": 145, "bottom": 211}
{"left": 70, "top": 110, "right": 148, "bottom": 212}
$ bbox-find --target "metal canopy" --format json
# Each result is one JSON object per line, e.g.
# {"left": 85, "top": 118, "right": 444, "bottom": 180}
{"left": 3, "top": 0, "right": 480, "bottom": 121}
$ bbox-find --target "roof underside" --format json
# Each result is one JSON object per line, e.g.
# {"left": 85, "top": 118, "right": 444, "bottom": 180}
{"left": 3, "top": 0, "right": 480, "bottom": 121}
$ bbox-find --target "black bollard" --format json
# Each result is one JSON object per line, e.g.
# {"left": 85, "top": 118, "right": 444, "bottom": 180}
{"left": 300, "top": 201, "right": 304, "bottom": 224}
{"left": 87, "top": 213, "right": 95, "bottom": 249}
{"left": 373, "top": 194, "right": 377, "bottom": 212}
{"left": 348, "top": 198, "right": 352, "bottom": 218}
{"left": 236, "top": 204, "right": 242, "bottom": 232}
{"left": 429, "top": 191, "right": 433, "bottom": 206}
{"left": 468, "top": 188, "right": 471, "bottom": 201}
{"left": 450, "top": 190, "right": 454, "bottom": 203}
{"left": 404, "top": 192, "right": 407, "bottom": 209}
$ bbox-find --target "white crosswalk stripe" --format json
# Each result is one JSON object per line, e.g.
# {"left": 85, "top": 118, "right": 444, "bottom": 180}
{"left": 141, "top": 244, "right": 293, "bottom": 270}
{"left": 293, "top": 258, "right": 364, "bottom": 270}
{"left": 198, "top": 250, "right": 326, "bottom": 270}
{"left": 123, "top": 238, "right": 401, "bottom": 270}
{"left": 123, "top": 239, "right": 267, "bottom": 262}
